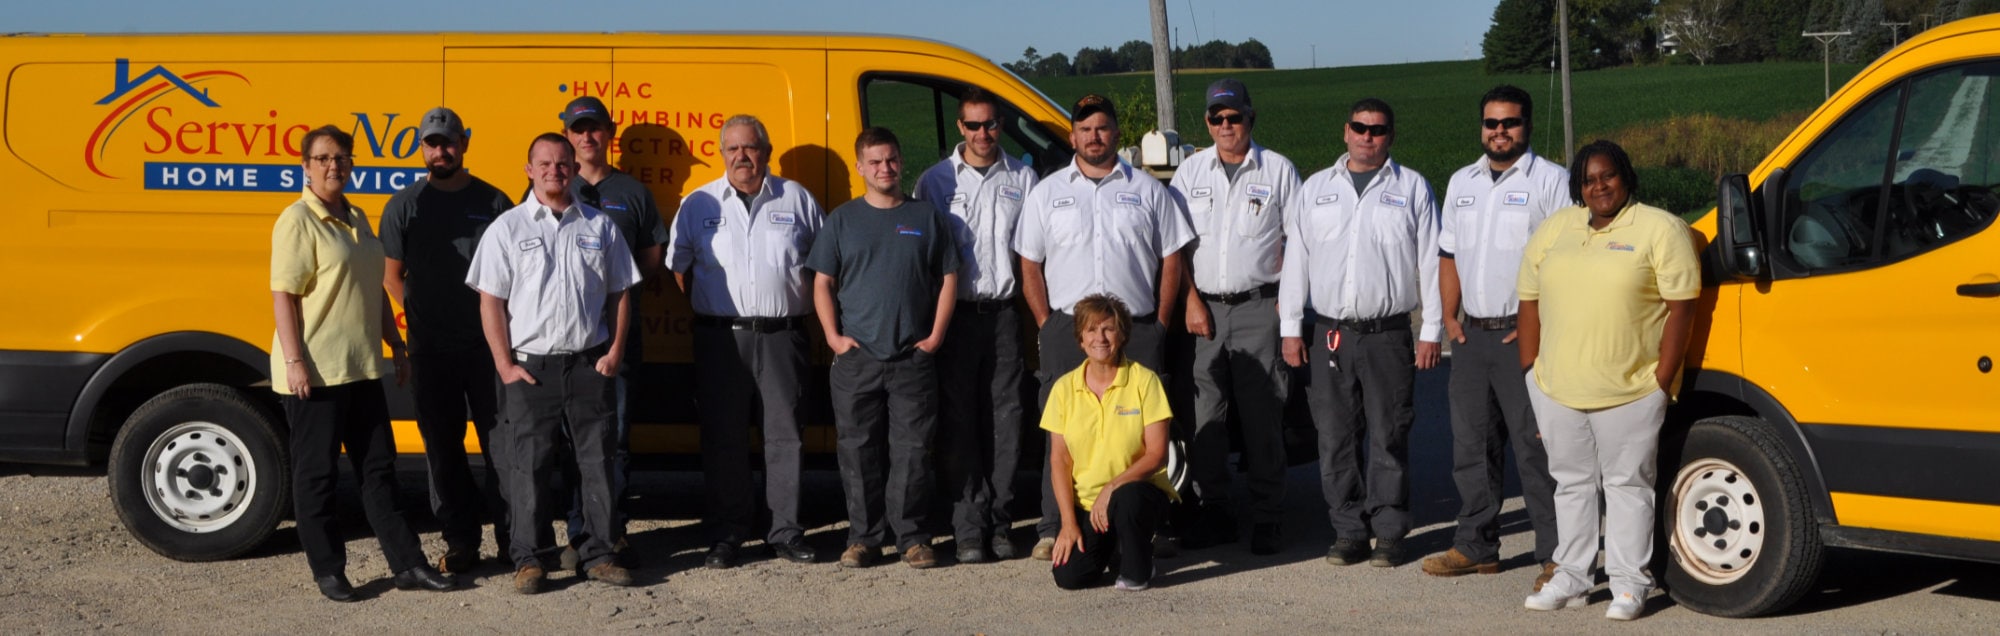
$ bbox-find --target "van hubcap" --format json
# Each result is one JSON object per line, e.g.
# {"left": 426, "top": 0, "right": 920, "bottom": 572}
{"left": 1669, "top": 458, "right": 1767, "bottom": 585}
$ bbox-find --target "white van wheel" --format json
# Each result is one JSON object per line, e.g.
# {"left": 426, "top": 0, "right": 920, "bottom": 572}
{"left": 109, "top": 384, "right": 289, "bottom": 562}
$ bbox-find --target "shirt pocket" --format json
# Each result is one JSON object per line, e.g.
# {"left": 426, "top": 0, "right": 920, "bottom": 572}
{"left": 1495, "top": 207, "right": 1533, "bottom": 249}
{"left": 760, "top": 220, "right": 806, "bottom": 264}
{"left": 1372, "top": 206, "right": 1413, "bottom": 246}
{"left": 1186, "top": 195, "right": 1215, "bottom": 236}
{"left": 574, "top": 235, "right": 610, "bottom": 294}
{"left": 1050, "top": 206, "right": 1092, "bottom": 248}
{"left": 1239, "top": 198, "right": 1283, "bottom": 240}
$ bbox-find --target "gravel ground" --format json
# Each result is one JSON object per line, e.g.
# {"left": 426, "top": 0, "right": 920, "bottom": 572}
{"left": 3, "top": 368, "right": 1996, "bottom": 633}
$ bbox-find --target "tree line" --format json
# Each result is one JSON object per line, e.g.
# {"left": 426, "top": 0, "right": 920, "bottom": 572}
{"left": 1482, "top": 0, "right": 2000, "bottom": 73}
{"left": 1004, "top": 38, "right": 1274, "bottom": 78}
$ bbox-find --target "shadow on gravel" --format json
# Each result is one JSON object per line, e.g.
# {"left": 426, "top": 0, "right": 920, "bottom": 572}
{"left": 1768, "top": 548, "right": 2000, "bottom": 616}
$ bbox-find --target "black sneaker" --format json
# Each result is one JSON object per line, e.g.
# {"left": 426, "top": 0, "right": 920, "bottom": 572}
{"left": 772, "top": 538, "right": 818, "bottom": 564}
{"left": 1326, "top": 538, "right": 1368, "bottom": 565}
{"left": 1250, "top": 522, "right": 1283, "bottom": 555}
{"left": 1369, "top": 540, "right": 1402, "bottom": 568}
{"left": 704, "top": 542, "right": 739, "bottom": 569}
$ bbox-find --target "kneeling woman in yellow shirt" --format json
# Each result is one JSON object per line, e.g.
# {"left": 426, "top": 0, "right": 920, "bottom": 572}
{"left": 1044, "top": 294, "right": 1177, "bottom": 591}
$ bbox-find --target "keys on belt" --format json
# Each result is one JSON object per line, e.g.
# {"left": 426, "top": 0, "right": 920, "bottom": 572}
{"left": 1197, "top": 283, "right": 1280, "bottom": 305}
{"left": 1317, "top": 314, "right": 1409, "bottom": 335}
{"left": 692, "top": 314, "right": 810, "bottom": 333}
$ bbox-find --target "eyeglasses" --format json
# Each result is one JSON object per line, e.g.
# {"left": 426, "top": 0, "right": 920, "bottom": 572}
{"left": 308, "top": 154, "right": 354, "bottom": 166}
{"left": 1347, "top": 121, "right": 1391, "bottom": 137}
{"left": 961, "top": 119, "right": 1000, "bottom": 131}
{"left": 1482, "top": 117, "right": 1525, "bottom": 130}
{"left": 1207, "top": 113, "right": 1246, "bottom": 126}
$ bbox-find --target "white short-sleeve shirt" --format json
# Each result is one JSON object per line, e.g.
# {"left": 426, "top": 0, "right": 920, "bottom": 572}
{"left": 465, "top": 192, "right": 641, "bottom": 355}
{"left": 1015, "top": 159, "right": 1194, "bottom": 316}
{"left": 1439, "top": 149, "right": 1570, "bottom": 320}
{"left": 665, "top": 174, "right": 824, "bottom": 318}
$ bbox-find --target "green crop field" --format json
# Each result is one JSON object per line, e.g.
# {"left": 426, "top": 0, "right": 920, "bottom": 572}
{"left": 1019, "top": 60, "right": 1866, "bottom": 215}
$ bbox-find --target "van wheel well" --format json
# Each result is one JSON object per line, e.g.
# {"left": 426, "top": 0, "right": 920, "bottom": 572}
{"left": 86, "top": 351, "right": 272, "bottom": 463}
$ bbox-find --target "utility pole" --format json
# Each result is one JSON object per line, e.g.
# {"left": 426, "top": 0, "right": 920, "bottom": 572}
{"left": 1558, "top": 0, "right": 1573, "bottom": 163}
{"left": 1150, "top": 0, "right": 1176, "bottom": 133}
{"left": 1804, "top": 31, "right": 1851, "bottom": 99}
{"left": 1311, "top": 44, "right": 1317, "bottom": 69}
{"left": 1881, "top": 21, "right": 1909, "bottom": 48}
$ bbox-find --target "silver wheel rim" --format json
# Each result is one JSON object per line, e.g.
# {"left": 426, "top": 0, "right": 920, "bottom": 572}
{"left": 140, "top": 421, "right": 257, "bottom": 533}
{"left": 1669, "top": 457, "right": 1768, "bottom": 585}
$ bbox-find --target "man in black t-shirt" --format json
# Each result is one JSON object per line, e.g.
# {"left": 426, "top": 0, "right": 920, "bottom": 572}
{"left": 808, "top": 127, "right": 960, "bottom": 570}
{"left": 380, "top": 107, "right": 515, "bottom": 573}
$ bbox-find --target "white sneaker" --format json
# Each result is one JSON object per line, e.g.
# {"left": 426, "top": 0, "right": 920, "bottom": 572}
{"left": 1605, "top": 592, "right": 1644, "bottom": 621}
{"left": 1113, "top": 576, "right": 1150, "bottom": 591}
{"left": 1523, "top": 584, "right": 1586, "bottom": 611}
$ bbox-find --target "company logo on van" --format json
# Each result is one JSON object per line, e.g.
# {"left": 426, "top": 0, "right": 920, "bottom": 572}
{"left": 85, "top": 58, "right": 426, "bottom": 194}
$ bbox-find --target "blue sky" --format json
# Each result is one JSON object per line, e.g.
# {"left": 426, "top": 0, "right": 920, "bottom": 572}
{"left": 14, "top": 0, "right": 1497, "bottom": 70}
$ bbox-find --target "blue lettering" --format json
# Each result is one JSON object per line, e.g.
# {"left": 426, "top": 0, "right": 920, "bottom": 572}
{"left": 351, "top": 112, "right": 401, "bottom": 159}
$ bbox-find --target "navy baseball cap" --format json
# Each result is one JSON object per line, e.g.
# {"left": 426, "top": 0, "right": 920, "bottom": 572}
{"left": 560, "top": 96, "right": 610, "bottom": 128}
{"left": 1206, "top": 78, "right": 1252, "bottom": 114}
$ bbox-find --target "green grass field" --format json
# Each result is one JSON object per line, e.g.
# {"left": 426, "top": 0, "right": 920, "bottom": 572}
{"left": 1023, "top": 60, "right": 1865, "bottom": 215}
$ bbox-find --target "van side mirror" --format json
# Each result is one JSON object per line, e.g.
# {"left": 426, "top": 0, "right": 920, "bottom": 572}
{"left": 1715, "top": 173, "right": 1765, "bottom": 281}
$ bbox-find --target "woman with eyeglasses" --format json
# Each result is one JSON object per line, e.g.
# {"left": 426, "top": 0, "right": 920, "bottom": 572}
{"left": 271, "top": 125, "right": 454, "bottom": 601}
{"left": 1044, "top": 294, "right": 1177, "bottom": 591}
{"left": 1516, "top": 140, "right": 1700, "bottom": 621}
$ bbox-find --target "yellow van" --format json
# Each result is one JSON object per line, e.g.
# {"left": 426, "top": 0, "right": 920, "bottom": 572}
{"left": 0, "top": 32, "right": 1076, "bottom": 561}
{"left": 1670, "top": 14, "right": 2000, "bottom": 616}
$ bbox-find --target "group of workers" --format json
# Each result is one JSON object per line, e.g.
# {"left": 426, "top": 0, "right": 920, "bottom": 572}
{"left": 268, "top": 77, "right": 1699, "bottom": 621}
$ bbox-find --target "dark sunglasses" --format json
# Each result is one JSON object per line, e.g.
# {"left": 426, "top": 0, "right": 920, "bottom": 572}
{"left": 1482, "top": 117, "right": 1525, "bottom": 130}
{"left": 1207, "top": 113, "right": 1246, "bottom": 126}
{"left": 1347, "top": 121, "right": 1392, "bottom": 137}
{"left": 961, "top": 119, "right": 1001, "bottom": 131}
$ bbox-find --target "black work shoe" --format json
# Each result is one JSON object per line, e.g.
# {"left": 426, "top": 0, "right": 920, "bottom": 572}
{"left": 772, "top": 538, "right": 818, "bottom": 564}
{"left": 990, "top": 535, "right": 1018, "bottom": 561}
{"left": 315, "top": 574, "right": 357, "bottom": 602}
{"left": 956, "top": 543, "right": 987, "bottom": 564}
{"left": 1369, "top": 540, "right": 1402, "bottom": 568}
{"left": 704, "top": 542, "right": 739, "bottom": 570}
{"left": 1250, "top": 522, "right": 1283, "bottom": 555}
{"left": 394, "top": 564, "right": 456, "bottom": 591}
{"left": 1326, "top": 538, "right": 1369, "bottom": 566}
{"left": 438, "top": 545, "right": 479, "bottom": 574}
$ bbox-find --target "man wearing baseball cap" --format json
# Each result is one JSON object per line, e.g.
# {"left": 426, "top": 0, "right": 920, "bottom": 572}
{"left": 1169, "top": 79, "right": 1299, "bottom": 555}
{"left": 380, "top": 107, "right": 517, "bottom": 573}
{"left": 1016, "top": 93, "right": 1194, "bottom": 560}
{"left": 554, "top": 95, "right": 668, "bottom": 570}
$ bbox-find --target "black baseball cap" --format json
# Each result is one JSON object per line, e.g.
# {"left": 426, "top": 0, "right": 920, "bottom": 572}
{"left": 1205, "top": 78, "right": 1252, "bottom": 114}
{"left": 1071, "top": 94, "right": 1117, "bottom": 124}
{"left": 560, "top": 96, "right": 610, "bottom": 128}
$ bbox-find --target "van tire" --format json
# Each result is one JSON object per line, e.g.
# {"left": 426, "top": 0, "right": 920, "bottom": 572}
{"left": 108, "top": 383, "right": 289, "bottom": 562}
{"left": 1662, "top": 415, "right": 1823, "bottom": 617}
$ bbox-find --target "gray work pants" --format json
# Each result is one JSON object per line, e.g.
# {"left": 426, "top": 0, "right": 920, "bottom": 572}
{"left": 1036, "top": 311, "right": 1167, "bottom": 539}
{"left": 1186, "top": 297, "right": 1289, "bottom": 523}
{"left": 694, "top": 322, "right": 809, "bottom": 545}
{"left": 1527, "top": 371, "right": 1667, "bottom": 598}
{"left": 936, "top": 303, "right": 1027, "bottom": 544}
{"left": 494, "top": 346, "right": 619, "bottom": 570}
{"left": 1447, "top": 326, "right": 1558, "bottom": 563}
{"left": 1305, "top": 322, "right": 1415, "bottom": 542}
{"left": 829, "top": 349, "right": 938, "bottom": 551}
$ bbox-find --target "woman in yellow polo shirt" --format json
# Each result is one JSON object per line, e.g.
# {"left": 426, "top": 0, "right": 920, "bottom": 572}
{"left": 271, "top": 125, "right": 453, "bottom": 602}
{"left": 1515, "top": 140, "right": 1700, "bottom": 621}
{"left": 1044, "top": 294, "right": 1176, "bottom": 591}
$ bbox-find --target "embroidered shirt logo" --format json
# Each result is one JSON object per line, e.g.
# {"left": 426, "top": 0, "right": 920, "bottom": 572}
{"left": 1381, "top": 192, "right": 1409, "bottom": 208}
{"left": 896, "top": 224, "right": 923, "bottom": 237}
{"left": 1116, "top": 406, "right": 1141, "bottom": 416}
{"left": 577, "top": 235, "right": 604, "bottom": 250}
{"left": 1607, "top": 241, "right": 1636, "bottom": 252}
{"left": 1246, "top": 183, "right": 1273, "bottom": 199}
{"left": 999, "top": 185, "right": 1024, "bottom": 201}
{"left": 770, "top": 213, "right": 797, "bottom": 226}
{"left": 1504, "top": 191, "right": 1530, "bottom": 206}
{"left": 1115, "top": 192, "right": 1143, "bottom": 206}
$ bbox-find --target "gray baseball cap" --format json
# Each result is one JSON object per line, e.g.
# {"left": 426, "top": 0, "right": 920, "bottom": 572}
{"left": 418, "top": 107, "right": 466, "bottom": 141}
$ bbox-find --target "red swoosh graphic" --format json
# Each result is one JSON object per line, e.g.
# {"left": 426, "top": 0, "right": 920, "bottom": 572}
{"left": 85, "top": 70, "right": 250, "bottom": 179}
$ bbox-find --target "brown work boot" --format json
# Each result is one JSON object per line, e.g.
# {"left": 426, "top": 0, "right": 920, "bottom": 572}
{"left": 1421, "top": 547, "right": 1501, "bottom": 577}
{"left": 512, "top": 565, "right": 546, "bottom": 595}
{"left": 1030, "top": 537, "right": 1056, "bottom": 561}
{"left": 902, "top": 543, "right": 938, "bottom": 569}
{"left": 840, "top": 543, "right": 878, "bottom": 568}
{"left": 1534, "top": 562, "right": 1558, "bottom": 592}
{"left": 586, "top": 562, "right": 634, "bottom": 587}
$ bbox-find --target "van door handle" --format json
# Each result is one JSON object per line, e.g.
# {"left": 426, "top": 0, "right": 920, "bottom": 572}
{"left": 1958, "top": 282, "right": 2000, "bottom": 297}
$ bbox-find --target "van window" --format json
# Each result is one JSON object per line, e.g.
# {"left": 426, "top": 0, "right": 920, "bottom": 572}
{"left": 860, "top": 74, "right": 1071, "bottom": 193}
{"left": 1777, "top": 61, "right": 2000, "bottom": 274}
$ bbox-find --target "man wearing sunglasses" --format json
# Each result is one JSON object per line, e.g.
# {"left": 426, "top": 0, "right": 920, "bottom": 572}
{"left": 1278, "top": 97, "right": 1441, "bottom": 569}
{"left": 1421, "top": 85, "right": 1569, "bottom": 592}
{"left": 914, "top": 88, "right": 1039, "bottom": 564}
{"left": 1166, "top": 79, "right": 1299, "bottom": 556}
{"left": 1017, "top": 93, "right": 1194, "bottom": 561}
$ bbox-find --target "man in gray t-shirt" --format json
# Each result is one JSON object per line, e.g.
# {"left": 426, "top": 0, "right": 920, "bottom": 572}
{"left": 808, "top": 127, "right": 959, "bottom": 570}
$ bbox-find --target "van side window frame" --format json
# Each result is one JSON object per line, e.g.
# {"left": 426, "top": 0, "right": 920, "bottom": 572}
{"left": 857, "top": 72, "right": 1073, "bottom": 183}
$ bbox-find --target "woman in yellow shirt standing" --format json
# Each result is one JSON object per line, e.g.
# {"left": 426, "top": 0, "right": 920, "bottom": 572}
{"left": 1044, "top": 294, "right": 1177, "bottom": 591}
{"left": 271, "top": 126, "right": 453, "bottom": 602}
{"left": 1515, "top": 140, "right": 1700, "bottom": 621}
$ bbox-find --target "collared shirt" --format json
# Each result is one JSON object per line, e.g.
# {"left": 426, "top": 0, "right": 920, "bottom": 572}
{"left": 666, "top": 175, "right": 824, "bottom": 318}
{"left": 269, "top": 191, "right": 391, "bottom": 393}
{"left": 1170, "top": 142, "right": 1299, "bottom": 294}
{"left": 465, "top": 192, "right": 641, "bottom": 355}
{"left": 1439, "top": 149, "right": 1569, "bottom": 319}
{"left": 1519, "top": 202, "right": 1700, "bottom": 410}
{"left": 1039, "top": 359, "right": 1179, "bottom": 510}
{"left": 1015, "top": 159, "right": 1194, "bottom": 315}
{"left": 379, "top": 176, "right": 514, "bottom": 355}
{"left": 914, "top": 142, "right": 1039, "bottom": 301}
{"left": 1278, "top": 155, "right": 1443, "bottom": 341}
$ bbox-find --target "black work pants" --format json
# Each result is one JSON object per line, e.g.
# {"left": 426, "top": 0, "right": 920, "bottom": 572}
{"left": 1051, "top": 484, "right": 1170, "bottom": 590}
{"left": 1037, "top": 311, "right": 1166, "bottom": 539}
{"left": 695, "top": 322, "right": 810, "bottom": 545}
{"left": 830, "top": 349, "right": 938, "bottom": 550}
{"left": 285, "top": 379, "right": 426, "bottom": 578}
{"left": 936, "top": 303, "right": 1027, "bottom": 545}
{"left": 1305, "top": 322, "right": 1415, "bottom": 542}
{"left": 494, "top": 347, "right": 619, "bottom": 569}
{"left": 1448, "top": 325, "right": 1558, "bottom": 563}
{"left": 411, "top": 349, "right": 507, "bottom": 553}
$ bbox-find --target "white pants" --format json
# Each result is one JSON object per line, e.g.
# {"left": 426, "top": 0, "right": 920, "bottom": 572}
{"left": 1524, "top": 370, "right": 1667, "bottom": 597}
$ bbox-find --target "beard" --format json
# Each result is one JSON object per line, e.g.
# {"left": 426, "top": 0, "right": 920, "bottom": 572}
{"left": 1484, "top": 141, "right": 1526, "bottom": 164}
{"left": 427, "top": 163, "right": 461, "bottom": 180}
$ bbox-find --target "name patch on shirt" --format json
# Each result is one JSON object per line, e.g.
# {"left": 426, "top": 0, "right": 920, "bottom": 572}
{"left": 1052, "top": 196, "right": 1077, "bottom": 209}
{"left": 896, "top": 224, "right": 924, "bottom": 237}
{"left": 1246, "top": 183, "right": 1273, "bottom": 199}
{"left": 1607, "top": 241, "right": 1636, "bottom": 252}
{"left": 1115, "top": 192, "right": 1143, "bottom": 206}
{"left": 999, "top": 185, "right": 1024, "bottom": 201}
{"left": 1504, "top": 191, "right": 1530, "bottom": 206}
{"left": 577, "top": 235, "right": 604, "bottom": 250}
{"left": 1190, "top": 186, "right": 1213, "bottom": 198}
{"left": 948, "top": 193, "right": 968, "bottom": 206}
{"left": 519, "top": 237, "right": 544, "bottom": 251}
{"left": 1455, "top": 196, "right": 1476, "bottom": 208}
{"left": 770, "top": 213, "right": 798, "bottom": 226}
{"left": 1116, "top": 406, "right": 1141, "bottom": 416}
{"left": 1381, "top": 193, "right": 1409, "bottom": 208}
{"left": 702, "top": 217, "right": 725, "bottom": 228}
{"left": 1315, "top": 194, "right": 1340, "bottom": 206}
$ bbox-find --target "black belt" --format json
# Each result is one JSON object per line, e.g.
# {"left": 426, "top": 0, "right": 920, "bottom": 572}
{"left": 513, "top": 342, "right": 610, "bottom": 363}
{"left": 1317, "top": 315, "right": 1409, "bottom": 334}
{"left": 1198, "top": 283, "right": 1279, "bottom": 305}
{"left": 1465, "top": 314, "right": 1517, "bottom": 331}
{"left": 958, "top": 297, "right": 1015, "bottom": 314}
{"left": 692, "top": 314, "right": 810, "bottom": 333}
